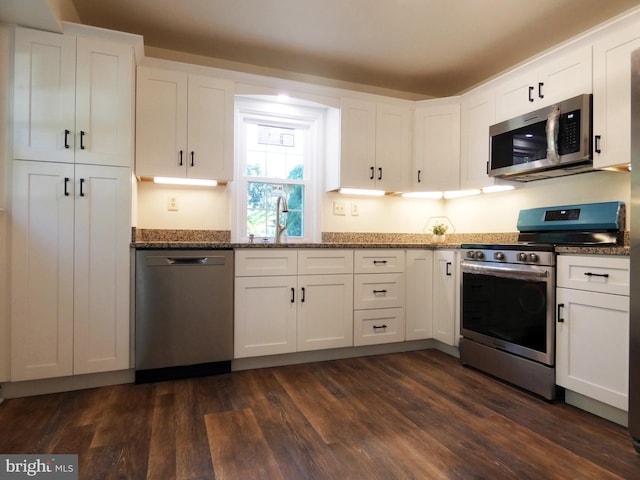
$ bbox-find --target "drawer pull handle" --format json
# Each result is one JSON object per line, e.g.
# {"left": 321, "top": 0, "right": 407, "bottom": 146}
{"left": 290, "top": 288, "right": 295, "bottom": 303}
{"left": 372, "top": 289, "right": 388, "bottom": 294}
{"left": 584, "top": 272, "right": 609, "bottom": 278}
{"left": 301, "top": 287, "right": 305, "bottom": 302}
{"left": 373, "top": 324, "right": 387, "bottom": 330}
{"left": 557, "top": 303, "right": 565, "bottom": 323}
{"left": 373, "top": 260, "right": 387, "bottom": 265}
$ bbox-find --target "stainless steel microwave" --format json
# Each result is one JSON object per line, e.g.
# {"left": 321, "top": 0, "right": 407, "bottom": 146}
{"left": 489, "top": 94, "right": 593, "bottom": 182}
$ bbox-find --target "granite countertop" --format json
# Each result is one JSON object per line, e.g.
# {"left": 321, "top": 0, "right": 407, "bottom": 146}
{"left": 131, "top": 229, "right": 630, "bottom": 255}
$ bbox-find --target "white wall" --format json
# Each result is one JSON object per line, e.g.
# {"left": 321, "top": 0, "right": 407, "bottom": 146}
{"left": 136, "top": 169, "right": 630, "bottom": 234}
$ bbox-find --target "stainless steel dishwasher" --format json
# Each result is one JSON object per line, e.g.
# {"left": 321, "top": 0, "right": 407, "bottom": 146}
{"left": 135, "top": 249, "right": 233, "bottom": 383}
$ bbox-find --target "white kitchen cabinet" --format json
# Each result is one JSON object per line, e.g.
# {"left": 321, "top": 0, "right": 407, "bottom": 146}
{"left": 412, "top": 98, "right": 460, "bottom": 192}
{"left": 405, "top": 250, "right": 433, "bottom": 341}
{"left": 335, "top": 98, "right": 411, "bottom": 192}
{"left": 234, "top": 249, "right": 354, "bottom": 357}
{"left": 592, "top": 22, "right": 640, "bottom": 169}
{"left": 353, "top": 250, "right": 405, "bottom": 346}
{"left": 11, "top": 160, "right": 131, "bottom": 381}
{"left": 432, "top": 250, "right": 458, "bottom": 346}
{"left": 494, "top": 45, "right": 592, "bottom": 122}
{"left": 136, "top": 65, "right": 234, "bottom": 181}
{"left": 460, "top": 88, "right": 497, "bottom": 189}
{"left": 13, "top": 27, "right": 134, "bottom": 167}
{"left": 556, "top": 255, "right": 630, "bottom": 411}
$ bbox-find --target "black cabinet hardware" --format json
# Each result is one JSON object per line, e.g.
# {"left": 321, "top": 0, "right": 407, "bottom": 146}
{"left": 80, "top": 130, "right": 86, "bottom": 150}
{"left": 179, "top": 150, "right": 183, "bottom": 166}
{"left": 446, "top": 262, "right": 452, "bottom": 276}
{"left": 538, "top": 82, "right": 544, "bottom": 99}
{"left": 528, "top": 86, "right": 534, "bottom": 102}
{"left": 373, "top": 260, "right": 387, "bottom": 265}
{"left": 584, "top": 272, "right": 609, "bottom": 278}
{"left": 378, "top": 167, "right": 382, "bottom": 180}
{"left": 301, "top": 287, "right": 305, "bottom": 302}
{"left": 594, "top": 135, "right": 602, "bottom": 154}
{"left": 372, "top": 324, "right": 387, "bottom": 330}
{"left": 417, "top": 169, "right": 422, "bottom": 183}
{"left": 64, "top": 129, "right": 70, "bottom": 149}
{"left": 557, "top": 303, "right": 565, "bottom": 323}
{"left": 372, "top": 289, "right": 388, "bottom": 294}
{"left": 80, "top": 178, "right": 85, "bottom": 197}
{"left": 290, "top": 287, "right": 295, "bottom": 303}
{"left": 64, "top": 177, "right": 70, "bottom": 196}
{"left": 190, "top": 151, "right": 195, "bottom": 167}
{"left": 369, "top": 166, "right": 374, "bottom": 180}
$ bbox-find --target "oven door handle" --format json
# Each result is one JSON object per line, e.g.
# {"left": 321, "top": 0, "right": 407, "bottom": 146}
{"left": 461, "top": 262, "right": 550, "bottom": 281}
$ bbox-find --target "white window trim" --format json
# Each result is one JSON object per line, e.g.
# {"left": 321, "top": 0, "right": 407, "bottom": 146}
{"left": 232, "top": 97, "right": 325, "bottom": 243}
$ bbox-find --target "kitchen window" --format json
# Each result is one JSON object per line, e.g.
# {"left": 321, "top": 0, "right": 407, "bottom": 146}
{"left": 234, "top": 98, "right": 323, "bottom": 243}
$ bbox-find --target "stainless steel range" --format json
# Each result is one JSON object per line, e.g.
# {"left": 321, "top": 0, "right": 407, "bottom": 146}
{"left": 460, "top": 201, "right": 625, "bottom": 400}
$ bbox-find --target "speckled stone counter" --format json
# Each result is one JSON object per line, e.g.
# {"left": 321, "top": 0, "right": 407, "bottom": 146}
{"left": 131, "top": 228, "right": 629, "bottom": 255}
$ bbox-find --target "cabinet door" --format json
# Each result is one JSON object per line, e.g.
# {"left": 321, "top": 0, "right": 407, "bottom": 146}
{"left": 539, "top": 46, "right": 592, "bottom": 108}
{"left": 593, "top": 25, "right": 640, "bottom": 169}
{"left": 460, "top": 90, "right": 496, "bottom": 189}
{"left": 413, "top": 100, "right": 460, "bottom": 191}
{"left": 433, "top": 250, "right": 457, "bottom": 346}
{"left": 234, "top": 276, "right": 297, "bottom": 358}
{"left": 187, "top": 75, "right": 234, "bottom": 181}
{"left": 135, "top": 66, "right": 188, "bottom": 177}
{"left": 339, "top": 98, "right": 377, "bottom": 189}
{"left": 11, "top": 161, "right": 74, "bottom": 380}
{"left": 73, "top": 165, "right": 131, "bottom": 374}
{"left": 556, "top": 288, "right": 629, "bottom": 411}
{"left": 297, "top": 274, "right": 354, "bottom": 351}
{"left": 405, "top": 250, "right": 433, "bottom": 341}
{"left": 494, "top": 69, "right": 535, "bottom": 122}
{"left": 75, "top": 37, "right": 134, "bottom": 168}
{"left": 13, "top": 27, "right": 76, "bottom": 163}
{"left": 376, "top": 103, "right": 411, "bottom": 192}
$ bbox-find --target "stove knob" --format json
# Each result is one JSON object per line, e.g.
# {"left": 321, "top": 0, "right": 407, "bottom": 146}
{"left": 528, "top": 253, "right": 539, "bottom": 263}
{"left": 466, "top": 251, "right": 475, "bottom": 259}
{"left": 474, "top": 251, "right": 485, "bottom": 260}
{"left": 494, "top": 252, "right": 505, "bottom": 261}
{"left": 518, "top": 252, "right": 528, "bottom": 262}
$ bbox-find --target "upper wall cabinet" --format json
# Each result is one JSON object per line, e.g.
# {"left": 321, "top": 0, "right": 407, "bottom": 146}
{"left": 135, "top": 66, "right": 234, "bottom": 181}
{"left": 332, "top": 98, "right": 411, "bottom": 192}
{"left": 460, "top": 88, "right": 496, "bottom": 189}
{"left": 494, "top": 45, "right": 592, "bottom": 122}
{"left": 13, "top": 27, "right": 134, "bottom": 167}
{"left": 412, "top": 98, "right": 460, "bottom": 192}
{"left": 592, "top": 22, "right": 640, "bottom": 169}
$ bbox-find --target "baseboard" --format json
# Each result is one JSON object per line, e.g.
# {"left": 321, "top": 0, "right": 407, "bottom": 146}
{"left": 564, "top": 390, "right": 628, "bottom": 427}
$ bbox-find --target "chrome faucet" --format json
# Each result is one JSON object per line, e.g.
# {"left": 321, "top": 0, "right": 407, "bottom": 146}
{"left": 275, "top": 195, "right": 289, "bottom": 243}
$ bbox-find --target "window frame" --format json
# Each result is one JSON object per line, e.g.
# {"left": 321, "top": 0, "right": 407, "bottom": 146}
{"left": 233, "top": 97, "right": 324, "bottom": 243}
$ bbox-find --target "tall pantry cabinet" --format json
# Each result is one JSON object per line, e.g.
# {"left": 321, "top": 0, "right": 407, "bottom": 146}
{"left": 10, "top": 26, "right": 137, "bottom": 381}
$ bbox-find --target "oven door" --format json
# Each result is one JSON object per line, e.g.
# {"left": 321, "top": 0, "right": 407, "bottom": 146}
{"left": 461, "top": 261, "right": 555, "bottom": 366}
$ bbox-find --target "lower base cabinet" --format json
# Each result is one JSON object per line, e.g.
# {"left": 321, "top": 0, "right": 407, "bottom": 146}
{"left": 555, "top": 255, "right": 630, "bottom": 411}
{"left": 234, "top": 249, "right": 354, "bottom": 358}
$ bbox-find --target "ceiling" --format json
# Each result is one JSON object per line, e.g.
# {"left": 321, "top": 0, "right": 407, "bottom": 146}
{"left": 25, "top": 1, "right": 640, "bottom": 97}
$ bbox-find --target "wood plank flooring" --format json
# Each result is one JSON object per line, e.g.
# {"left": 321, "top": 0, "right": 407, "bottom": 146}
{"left": 1, "top": 349, "right": 639, "bottom": 479}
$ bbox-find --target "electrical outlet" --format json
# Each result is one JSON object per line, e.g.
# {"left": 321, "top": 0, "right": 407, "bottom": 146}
{"left": 167, "top": 195, "right": 179, "bottom": 211}
{"left": 351, "top": 203, "right": 359, "bottom": 216}
{"left": 333, "top": 200, "right": 346, "bottom": 216}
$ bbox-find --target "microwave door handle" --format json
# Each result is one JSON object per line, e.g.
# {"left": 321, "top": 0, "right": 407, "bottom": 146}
{"left": 546, "top": 104, "right": 560, "bottom": 164}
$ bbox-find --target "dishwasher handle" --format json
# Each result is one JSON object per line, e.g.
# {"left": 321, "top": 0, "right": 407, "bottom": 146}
{"left": 144, "top": 255, "right": 228, "bottom": 266}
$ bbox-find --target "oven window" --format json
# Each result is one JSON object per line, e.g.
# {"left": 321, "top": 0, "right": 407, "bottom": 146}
{"left": 462, "top": 272, "right": 547, "bottom": 353}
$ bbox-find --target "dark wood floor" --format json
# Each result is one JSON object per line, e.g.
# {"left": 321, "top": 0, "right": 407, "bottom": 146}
{"left": 1, "top": 349, "right": 639, "bottom": 479}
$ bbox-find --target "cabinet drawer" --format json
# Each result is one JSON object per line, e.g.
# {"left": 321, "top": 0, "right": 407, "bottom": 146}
{"left": 235, "top": 249, "right": 297, "bottom": 276}
{"left": 354, "top": 273, "right": 405, "bottom": 310}
{"left": 354, "top": 250, "right": 405, "bottom": 273}
{"left": 354, "top": 308, "right": 405, "bottom": 346}
{"left": 298, "top": 249, "right": 353, "bottom": 275}
{"left": 557, "top": 255, "right": 629, "bottom": 295}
